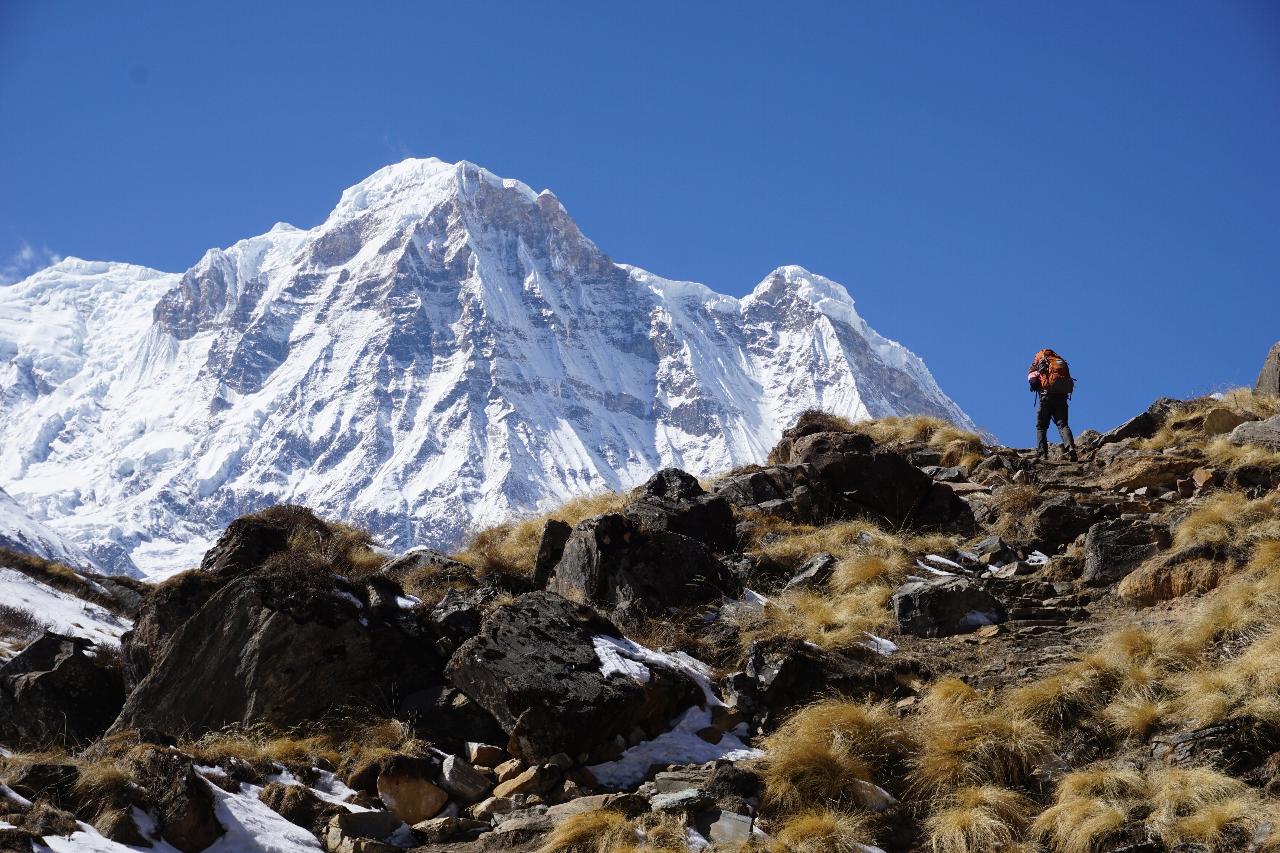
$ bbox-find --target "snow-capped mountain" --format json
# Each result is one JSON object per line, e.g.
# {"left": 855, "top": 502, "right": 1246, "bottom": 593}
{"left": 0, "top": 486, "right": 98, "bottom": 569}
{"left": 0, "top": 158, "right": 975, "bottom": 577}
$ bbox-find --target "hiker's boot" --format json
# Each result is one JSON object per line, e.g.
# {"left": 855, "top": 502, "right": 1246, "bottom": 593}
{"left": 1062, "top": 427, "right": 1078, "bottom": 462}
{"left": 1035, "top": 429, "right": 1049, "bottom": 461}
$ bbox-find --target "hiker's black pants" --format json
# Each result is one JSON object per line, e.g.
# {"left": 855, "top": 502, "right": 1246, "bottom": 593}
{"left": 1037, "top": 393, "right": 1074, "bottom": 453}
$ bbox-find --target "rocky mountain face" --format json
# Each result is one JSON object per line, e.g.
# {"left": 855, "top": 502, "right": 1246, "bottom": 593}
{"left": 0, "top": 158, "right": 973, "bottom": 577}
{"left": 2, "top": 392, "right": 1280, "bottom": 852}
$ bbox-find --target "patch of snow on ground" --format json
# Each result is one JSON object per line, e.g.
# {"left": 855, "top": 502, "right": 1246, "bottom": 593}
{"left": 0, "top": 567, "right": 130, "bottom": 648}
{"left": 588, "top": 634, "right": 761, "bottom": 789}
{"left": 204, "top": 781, "right": 323, "bottom": 853}
{"left": 592, "top": 635, "right": 652, "bottom": 684}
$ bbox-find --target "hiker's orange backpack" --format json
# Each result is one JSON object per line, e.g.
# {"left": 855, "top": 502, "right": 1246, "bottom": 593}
{"left": 1028, "top": 349, "right": 1074, "bottom": 395}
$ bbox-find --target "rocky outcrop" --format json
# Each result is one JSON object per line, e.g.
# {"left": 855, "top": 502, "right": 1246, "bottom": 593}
{"left": 548, "top": 514, "right": 738, "bottom": 622}
{"left": 716, "top": 431, "right": 974, "bottom": 532}
{"left": 0, "top": 632, "right": 125, "bottom": 748}
{"left": 446, "top": 592, "right": 701, "bottom": 762}
{"left": 1080, "top": 518, "right": 1170, "bottom": 586}
{"left": 112, "top": 559, "right": 445, "bottom": 737}
{"left": 892, "top": 576, "right": 1006, "bottom": 637}
{"left": 1258, "top": 341, "right": 1280, "bottom": 396}
{"left": 623, "top": 468, "right": 736, "bottom": 553}
{"left": 1231, "top": 414, "right": 1280, "bottom": 452}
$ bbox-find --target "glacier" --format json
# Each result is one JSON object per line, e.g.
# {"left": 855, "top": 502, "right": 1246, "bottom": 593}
{"left": 0, "top": 157, "right": 975, "bottom": 578}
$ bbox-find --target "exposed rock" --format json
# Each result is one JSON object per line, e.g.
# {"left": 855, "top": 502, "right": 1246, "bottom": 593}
{"left": 1152, "top": 718, "right": 1279, "bottom": 776}
{"left": 892, "top": 576, "right": 1006, "bottom": 638}
{"left": 623, "top": 468, "right": 737, "bottom": 553}
{"left": 1, "top": 762, "right": 79, "bottom": 803}
{"left": 128, "top": 746, "right": 224, "bottom": 852}
{"left": 466, "top": 743, "right": 505, "bottom": 768}
{"left": 377, "top": 757, "right": 448, "bottom": 825}
{"left": 428, "top": 588, "right": 495, "bottom": 654}
{"left": 491, "top": 764, "right": 559, "bottom": 799}
{"left": 439, "top": 755, "right": 491, "bottom": 804}
{"left": 729, "top": 637, "right": 915, "bottom": 730}
{"left": 1118, "top": 546, "right": 1235, "bottom": 604}
{"left": 399, "top": 685, "right": 506, "bottom": 752}
{"left": 112, "top": 561, "right": 445, "bottom": 738}
{"left": 782, "top": 552, "right": 839, "bottom": 592}
{"left": 549, "top": 514, "right": 738, "bottom": 621}
{"left": 324, "top": 811, "right": 401, "bottom": 853}
{"left": 1201, "top": 407, "right": 1249, "bottom": 437}
{"left": 1097, "top": 454, "right": 1202, "bottom": 492}
{"left": 1230, "top": 414, "right": 1280, "bottom": 452}
{"left": 0, "top": 632, "right": 125, "bottom": 749}
{"left": 1080, "top": 519, "right": 1171, "bottom": 586}
{"left": 446, "top": 592, "right": 701, "bottom": 762}
{"left": 1258, "top": 341, "right": 1280, "bottom": 396}
{"left": 531, "top": 520, "right": 573, "bottom": 589}
{"left": 543, "top": 792, "right": 647, "bottom": 822}
{"left": 1028, "top": 494, "right": 1095, "bottom": 551}
{"left": 714, "top": 463, "right": 828, "bottom": 524}
{"left": 122, "top": 570, "right": 227, "bottom": 687}
{"left": 412, "top": 815, "right": 487, "bottom": 842}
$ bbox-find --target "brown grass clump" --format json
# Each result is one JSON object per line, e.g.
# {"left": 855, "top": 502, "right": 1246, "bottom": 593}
{"left": 1141, "top": 389, "right": 1280, "bottom": 453}
{"left": 989, "top": 485, "right": 1042, "bottom": 543}
{"left": 738, "top": 587, "right": 893, "bottom": 653}
{"left": 1172, "top": 491, "right": 1280, "bottom": 554}
{"left": 286, "top": 518, "right": 385, "bottom": 579}
{"left": 70, "top": 760, "right": 135, "bottom": 820}
{"left": 1034, "top": 764, "right": 1261, "bottom": 852}
{"left": 758, "top": 699, "right": 911, "bottom": 811}
{"left": 923, "top": 786, "right": 1032, "bottom": 853}
{"left": 182, "top": 717, "right": 422, "bottom": 779}
{"left": 770, "top": 809, "right": 878, "bottom": 853}
{"left": 454, "top": 491, "right": 631, "bottom": 578}
{"left": 537, "top": 808, "right": 637, "bottom": 853}
{"left": 0, "top": 603, "right": 51, "bottom": 650}
{"left": 850, "top": 415, "right": 985, "bottom": 468}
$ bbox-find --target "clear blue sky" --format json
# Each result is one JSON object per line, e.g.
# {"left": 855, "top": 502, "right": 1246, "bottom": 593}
{"left": 2, "top": 2, "right": 1278, "bottom": 444}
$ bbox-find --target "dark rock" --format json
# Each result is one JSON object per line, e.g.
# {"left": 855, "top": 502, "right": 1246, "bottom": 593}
{"left": 1152, "top": 717, "right": 1280, "bottom": 776}
{"left": 13, "top": 802, "right": 80, "bottom": 838}
{"left": 2, "top": 762, "right": 79, "bottom": 803}
{"left": 111, "top": 561, "right": 444, "bottom": 738}
{"left": 624, "top": 468, "right": 736, "bottom": 553}
{"left": 531, "top": 520, "right": 573, "bottom": 589}
{"left": 921, "top": 466, "right": 967, "bottom": 482}
{"left": 199, "top": 504, "right": 328, "bottom": 576}
{"left": 782, "top": 552, "right": 838, "bottom": 592}
{"left": 1030, "top": 494, "right": 1095, "bottom": 550}
{"left": 258, "top": 782, "right": 339, "bottom": 833}
{"left": 1081, "top": 519, "right": 1171, "bottom": 586}
{"left": 399, "top": 685, "right": 506, "bottom": 752}
{"left": 0, "top": 632, "right": 125, "bottom": 749}
{"left": 446, "top": 592, "right": 701, "bottom": 762}
{"left": 549, "top": 514, "right": 738, "bottom": 621}
{"left": 1230, "top": 414, "right": 1280, "bottom": 452}
{"left": 729, "top": 637, "right": 915, "bottom": 730}
{"left": 122, "top": 570, "right": 226, "bottom": 688}
{"left": 129, "top": 746, "right": 224, "bottom": 852}
{"left": 1257, "top": 341, "right": 1280, "bottom": 396}
{"left": 1099, "top": 412, "right": 1158, "bottom": 445}
{"left": 892, "top": 576, "right": 1006, "bottom": 638}
{"left": 713, "top": 463, "right": 829, "bottom": 524}
{"left": 429, "top": 587, "right": 495, "bottom": 654}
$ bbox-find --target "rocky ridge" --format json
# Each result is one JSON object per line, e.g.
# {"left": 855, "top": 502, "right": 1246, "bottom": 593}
{"left": 1, "top": 350, "right": 1280, "bottom": 851}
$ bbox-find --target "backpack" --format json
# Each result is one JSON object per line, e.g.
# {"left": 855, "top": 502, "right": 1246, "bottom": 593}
{"left": 1029, "top": 348, "right": 1074, "bottom": 395}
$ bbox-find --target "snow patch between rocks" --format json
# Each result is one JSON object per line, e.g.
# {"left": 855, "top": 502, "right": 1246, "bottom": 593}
{"left": 588, "top": 635, "right": 762, "bottom": 789}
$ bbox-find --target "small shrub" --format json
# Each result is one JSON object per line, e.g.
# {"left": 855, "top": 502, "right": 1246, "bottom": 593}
{"left": 0, "top": 603, "right": 50, "bottom": 648}
{"left": 537, "top": 808, "right": 637, "bottom": 853}
{"left": 924, "top": 786, "right": 1032, "bottom": 853}
{"left": 771, "top": 809, "right": 877, "bottom": 853}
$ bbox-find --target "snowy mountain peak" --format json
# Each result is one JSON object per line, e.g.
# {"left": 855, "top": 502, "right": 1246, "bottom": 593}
{"left": 1, "top": 157, "right": 975, "bottom": 578}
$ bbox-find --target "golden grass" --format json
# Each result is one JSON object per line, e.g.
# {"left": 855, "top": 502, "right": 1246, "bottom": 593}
{"left": 454, "top": 491, "right": 631, "bottom": 578}
{"left": 924, "top": 786, "right": 1032, "bottom": 853}
{"left": 180, "top": 717, "right": 422, "bottom": 778}
{"left": 737, "top": 587, "right": 893, "bottom": 653}
{"left": 909, "top": 714, "right": 1050, "bottom": 797}
{"left": 537, "top": 809, "right": 637, "bottom": 853}
{"left": 758, "top": 700, "right": 911, "bottom": 811}
{"left": 988, "top": 484, "right": 1042, "bottom": 543}
{"left": 850, "top": 415, "right": 985, "bottom": 468}
{"left": 770, "top": 809, "right": 877, "bottom": 853}
{"left": 1141, "top": 389, "right": 1280, "bottom": 451}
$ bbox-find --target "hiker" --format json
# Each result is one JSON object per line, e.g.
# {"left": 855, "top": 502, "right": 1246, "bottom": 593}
{"left": 1027, "top": 348, "right": 1078, "bottom": 462}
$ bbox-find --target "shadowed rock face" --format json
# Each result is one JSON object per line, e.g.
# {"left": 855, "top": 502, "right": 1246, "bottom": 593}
{"left": 0, "top": 631, "right": 126, "bottom": 748}
{"left": 446, "top": 592, "right": 702, "bottom": 762}
{"left": 1258, "top": 341, "right": 1280, "bottom": 396}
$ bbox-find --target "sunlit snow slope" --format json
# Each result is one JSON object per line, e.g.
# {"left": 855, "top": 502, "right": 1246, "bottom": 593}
{"left": 0, "top": 158, "right": 975, "bottom": 577}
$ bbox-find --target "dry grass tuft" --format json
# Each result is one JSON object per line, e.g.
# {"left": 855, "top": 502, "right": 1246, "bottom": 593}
{"left": 537, "top": 808, "right": 637, "bottom": 853}
{"left": 909, "top": 694, "right": 1050, "bottom": 797}
{"left": 850, "top": 415, "right": 985, "bottom": 467}
{"left": 759, "top": 699, "right": 911, "bottom": 811}
{"left": 454, "top": 491, "right": 631, "bottom": 578}
{"left": 1141, "top": 389, "right": 1280, "bottom": 455}
{"left": 770, "top": 809, "right": 877, "bottom": 853}
{"left": 182, "top": 717, "right": 421, "bottom": 779}
{"left": 737, "top": 587, "right": 893, "bottom": 653}
{"left": 924, "top": 785, "right": 1032, "bottom": 853}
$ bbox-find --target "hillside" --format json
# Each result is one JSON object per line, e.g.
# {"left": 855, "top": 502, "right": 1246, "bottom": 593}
{"left": 3, "top": 363, "right": 1280, "bottom": 852}
{"left": 0, "top": 158, "right": 972, "bottom": 578}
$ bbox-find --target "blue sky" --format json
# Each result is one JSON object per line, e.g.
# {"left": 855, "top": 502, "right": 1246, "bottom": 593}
{"left": 1, "top": 2, "right": 1277, "bottom": 444}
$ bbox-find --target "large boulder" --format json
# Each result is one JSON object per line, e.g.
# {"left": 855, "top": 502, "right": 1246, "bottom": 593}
{"left": 0, "top": 632, "right": 125, "bottom": 748}
{"left": 549, "top": 514, "right": 738, "bottom": 622}
{"left": 1080, "top": 519, "right": 1171, "bottom": 586}
{"left": 1258, "top": 342, "right": 1280, "bottom": 397}
{"left": 717, "top": 431, "right": 974, "bottom": 532}
{"left": 1098, "top": 398, "right": 1182, "bottom": 445}
{"left": 128, "top": 746, "right": 225, "bottom": 852}
{"left": 623, "top": 468, "right": 736, "bottom": 553}
{"left": 1118, "top": 545, "right": 1235, "bottom": 604}
{"left": 1230, "top": 414, "right": 1280, "bottom": 452}
{"left": 446, "top": 592, "right": 701, "bottom": 762}
{"left": 1029, "top": 493, "right": 1095, "bottom": 550}
{"left": 891, "top": 576, "right": 1006, "bottom": 638}
{"left": 111, "top": 557, "right": 446, "bottom": 737}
